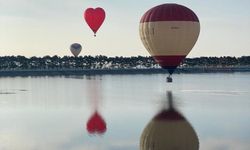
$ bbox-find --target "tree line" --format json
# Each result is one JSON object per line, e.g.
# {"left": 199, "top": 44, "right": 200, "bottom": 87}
{"left": 0, "top": 55, "right": 249, "bottom": 70}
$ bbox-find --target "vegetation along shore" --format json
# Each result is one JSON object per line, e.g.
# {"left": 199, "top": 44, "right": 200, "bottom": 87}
{"left": 0, "top": 55, "right": 250, "bottom": 77}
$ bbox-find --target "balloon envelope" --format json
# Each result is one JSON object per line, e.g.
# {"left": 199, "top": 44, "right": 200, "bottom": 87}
{"left": 84, "top": 7, "right": 105, "bottom": 36}
{"left": 139, "top": 4, "right": 200, "bottom": 75}
{"left": 70, "top": 43, "right": 82, "bottom": 57}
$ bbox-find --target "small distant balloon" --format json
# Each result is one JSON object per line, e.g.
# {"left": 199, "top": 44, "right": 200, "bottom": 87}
{"left": 86, "top": 111, "right": 106, "bottom": 135}
{"left": 70, "top": 43, "right": 82, "bottom": 57}
{"left": 84, "top": 7, "right": 106, "bottom": 36}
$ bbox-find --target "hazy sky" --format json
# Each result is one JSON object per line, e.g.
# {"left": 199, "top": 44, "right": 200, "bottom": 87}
{"left": 0, "top": 0, "right": 250, "bottom": 57}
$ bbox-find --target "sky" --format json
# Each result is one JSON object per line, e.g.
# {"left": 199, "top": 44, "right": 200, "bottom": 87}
{"left": 0, "top": 0, "right": 250, "bottom": 57}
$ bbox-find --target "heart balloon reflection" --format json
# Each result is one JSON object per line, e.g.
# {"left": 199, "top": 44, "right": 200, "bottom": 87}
{"left": 86, "top": 111, "right": 106, "bottom": 134}
{"left": 84, "top": 7, "right": 106, "bottom": 36}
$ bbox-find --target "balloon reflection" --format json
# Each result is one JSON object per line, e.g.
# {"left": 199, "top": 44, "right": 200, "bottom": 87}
{"left": 140, "top": 91, "right": 199, "bottom": 150}
{"left": 87, "top": 110, "right": 106, "bottom": 134}
{"left": 86, "top": 78, "right": 107, "bottom": 135}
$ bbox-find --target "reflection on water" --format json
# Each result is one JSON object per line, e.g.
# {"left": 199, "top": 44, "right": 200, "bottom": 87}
{"left": 0, "top": 73, "right": 250, "bottom": 150}
{"left": 86, "top": 78, "right": 107, "bottom": 135}
{"left": 87, "top": 111, "right": 107, "bottom": 135}
{"left": 0, "top": 89, "right": 28, "bottom": 95}
{"left": 140, "top": 91, "right": 199, "bottom": 150}
{"left": 181, "top": 89, "right": 250, "bottom": 96}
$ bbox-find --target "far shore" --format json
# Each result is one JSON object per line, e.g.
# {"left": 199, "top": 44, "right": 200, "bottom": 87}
{"left": 0, "top": 67, "right": 250, "bottom": 77}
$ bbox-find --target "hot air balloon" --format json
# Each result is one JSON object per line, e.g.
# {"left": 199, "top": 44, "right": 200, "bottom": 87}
{"left": 139, "top": 4, "right": 200, "bottom": 82}
{"left": 86, "top": 111, "right": 107, "bottom": 135}
{"left": 84, "top": 7, "right": 106, "bottom": 36}
{"left": 140, "top": 92, "right": 199, "bottom": 150}
{"left": 70, "top": 43, "right": 82, "bottom": 57}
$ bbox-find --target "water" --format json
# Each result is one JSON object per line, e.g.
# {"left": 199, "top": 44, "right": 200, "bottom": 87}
{"left": 0, "top": 73, "right": 250, "bottom": 150}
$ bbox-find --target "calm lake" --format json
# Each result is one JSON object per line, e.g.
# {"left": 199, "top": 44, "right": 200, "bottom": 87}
{"left": 0, "top": 73, "right": 250, "bottom": 150}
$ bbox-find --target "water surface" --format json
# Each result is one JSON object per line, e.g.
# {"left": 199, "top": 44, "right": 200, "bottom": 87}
{"left": 0, "top": 73, "right": 250, "bottom": 150}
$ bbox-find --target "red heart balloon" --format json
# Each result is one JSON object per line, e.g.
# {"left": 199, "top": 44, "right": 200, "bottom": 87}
{"left": 86, "top": 111, "right": 107, "bottom": 134}
{"left": 84, "top": 7, "right": 106, "bottom": 36}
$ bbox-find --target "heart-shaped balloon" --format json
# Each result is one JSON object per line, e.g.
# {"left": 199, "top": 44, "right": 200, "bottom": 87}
{"left": 86, "top": 111, "right": 106, "bottom": 134}
{"left": 84, "top": 7, "right": 106, "bottom": 36}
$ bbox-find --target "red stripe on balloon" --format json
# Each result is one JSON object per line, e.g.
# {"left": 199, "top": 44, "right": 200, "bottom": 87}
{"left": 153, "top": 55, "right": 186, "bottom": 68}
{"left": 140, "top": 4, "right": 199, "bottom": 23}
{"left": 154, "top": 109, "right": 185, "bottom": 121}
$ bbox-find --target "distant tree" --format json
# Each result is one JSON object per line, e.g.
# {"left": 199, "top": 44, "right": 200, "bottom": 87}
{"left": 0, "top": 55, "right": 250, "bottom": 71}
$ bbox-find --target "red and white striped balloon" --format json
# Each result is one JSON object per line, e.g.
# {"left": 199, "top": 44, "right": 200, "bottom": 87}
{"left": 139, "top": 4, "right": 200, "bottom": 74}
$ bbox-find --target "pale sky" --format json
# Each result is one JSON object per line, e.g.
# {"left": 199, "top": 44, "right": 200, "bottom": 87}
{"left": 0, "top": 0, "right": 250, "bottom": 57}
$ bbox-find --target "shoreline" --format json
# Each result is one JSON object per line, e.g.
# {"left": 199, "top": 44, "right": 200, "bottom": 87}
{"left": 1, "top": 67, "right": 250, "bottom": 77}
